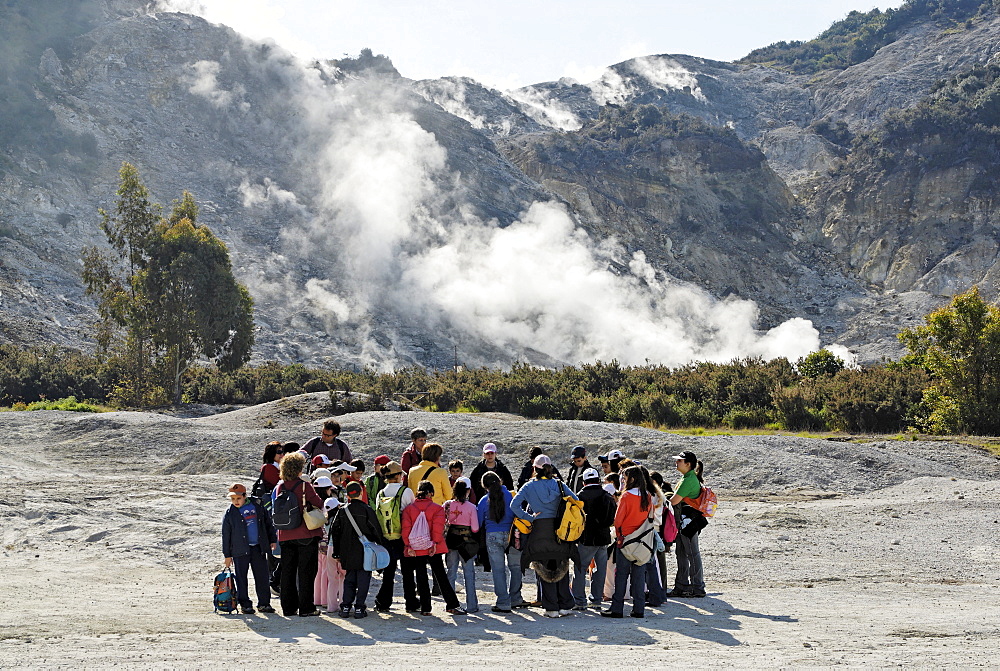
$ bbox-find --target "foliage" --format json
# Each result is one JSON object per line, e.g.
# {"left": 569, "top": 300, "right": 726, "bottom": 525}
{"left": 82, "top": 164, "right": 254, "bottom": 406}
{"left": 741, "top": 0, "right": 995, "bottom": 74}
{"left": 1, "top": 397, "right": 109, "bottom": 413}
{"left": 798, "top": 349, "right": 846, "bottom": 378}
{"left": 899, "top": 287, "right": 1000, "bottom": 434}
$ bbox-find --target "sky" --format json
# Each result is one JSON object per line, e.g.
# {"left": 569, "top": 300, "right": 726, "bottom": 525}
{"left": 162, "top": 0, "right": 908, "bottom": 90}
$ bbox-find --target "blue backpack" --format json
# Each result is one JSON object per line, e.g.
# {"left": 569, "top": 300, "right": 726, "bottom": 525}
{"left": 213, "top": 568, "right": 238, "bottom": 613}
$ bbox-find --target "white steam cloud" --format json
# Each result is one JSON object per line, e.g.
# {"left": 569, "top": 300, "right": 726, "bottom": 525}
{"left": 504, "top": 87, "right": 582, "bottom": 132}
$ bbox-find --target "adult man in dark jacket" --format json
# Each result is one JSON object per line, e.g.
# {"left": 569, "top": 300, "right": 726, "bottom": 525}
{"left": 565, "top": 445, "right": 594, "bottom": 494}
{"left": 571, "top": 469, "right": 616, "bottom": 608}
{"left": 468, "top": 443, "right": 514, "bottom": 502}
{"left": 303, "top": 420, "right": 353, "bottom": 466}
{"left": 329, "top": 481, "right": 384, "bottom": 618}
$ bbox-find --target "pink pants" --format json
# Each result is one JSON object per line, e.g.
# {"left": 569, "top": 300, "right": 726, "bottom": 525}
{"left": 314, "top": 550, "right": 330, "bottom": 607}
{"left": 324, "top": 555, "right": 346, "bottom": 612}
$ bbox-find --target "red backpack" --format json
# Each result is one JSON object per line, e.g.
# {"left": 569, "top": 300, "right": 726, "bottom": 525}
{"left": 682, "top": 486, "right": 718, "bottom": 518}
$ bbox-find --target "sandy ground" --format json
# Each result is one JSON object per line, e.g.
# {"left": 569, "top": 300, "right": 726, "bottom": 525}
{"left": 2, "top": 397, "right": 999, "bottom": 667}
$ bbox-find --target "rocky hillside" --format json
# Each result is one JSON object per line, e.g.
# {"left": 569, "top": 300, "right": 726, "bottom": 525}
{"left": 2, "top": 0, "right": 1000, "bottom": 368}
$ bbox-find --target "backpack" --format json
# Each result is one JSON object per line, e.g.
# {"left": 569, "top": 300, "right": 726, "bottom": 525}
{"left": 555, "top": 481, "right": 586, "bottom": 543}
{"left": 376, "top": 486, "right": 406, "bottom": 540}
{"left": 619, "top": 514, "right": 656, "bottom": 566}
{"left": 249, "top": 471, "right": 273, "bottom": 513}
{"left": 661, "top": 503, "right": 678, "bottom": 543}
{"left": 213, "top": 568, "right": 238, "bottom": 613}
{"left": 271, "top": 480, "right": 303, "bottom": 530}
{"left": 682, "top": 485, "right": 718, "bottom": 518}
{"left": 407, "top": 508, "right": 435, "bottom": 552}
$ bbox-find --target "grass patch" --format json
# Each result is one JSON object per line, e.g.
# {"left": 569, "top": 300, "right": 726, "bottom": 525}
{"left": 1, "top": 396, "right": 110, "bottom": 413}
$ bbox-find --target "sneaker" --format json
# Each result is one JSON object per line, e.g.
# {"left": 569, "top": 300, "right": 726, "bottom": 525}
{"left": 491, "top": 606, "right": 512, "bottom": 613}
{"left": 572, "top": 604, "right": 589, "bottom": 610}
{"left": 258, "top": 606, "right": 275, "bottom": 613}
{"left": 674, "top": 590, "right": 706, "bottom": 598}
{"left": 405, "top": 607, "right": 422, "bottom": 613}
{"left": 665, "top": 588, "right": 689, "bottom": 598}
{"left": 374, "top": 605, "right": 391, "bottom": 614}
{"left": 466, "top": 607, "right": 479, "bottom": 614}
{"left": 354, "top": 607, "right": 368, "bottom": 619}
{"left": 420, "top": 611, "right": 433, "bottom": 616}
{"left": 600, "top": 610, "right": 624, "bottom": 618}
{"left": 542, "top": 610, "right": 561, "bottom": 618}
{"left": 241, "top": 607, "right": 255, "bottom": 615}
{"left": 511, "top": 601, "right": 532, "bottom": 609}
{"left": 558, "top": 609, "right": 574, "bottom": 617}
{"left": 446, "top": 606, "right": 467, "bottom": 615}
{"left": 339, "top": 606, "right": 352, "bottom": 618}
{"left": 299, "top": 610, "right": 320, "bottom": 617}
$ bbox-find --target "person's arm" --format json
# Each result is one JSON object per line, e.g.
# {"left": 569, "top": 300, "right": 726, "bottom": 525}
{"left": 477, "top": 497, "right": 487, "bottom": 528}
{"left": 437, "top": 470, "right": 453, "bottom": 502}
{"left": 499, "top": 463, "right": 514, "bottom": 490}
{"left": 468, "top": 502, "right": 480, "bottom": 533}
{"left": 339, "top": 438, "right": 353, "bottom": 463}
{"left": 304, "top": 482, "right": 324, "bottom": 509}
{"left": 221, "top": 510, "right": 233, "bottom": 565}
{"left": 510, "top": 485, "right": 532, "bottom": 520}
{"left": 613, "top": 494, "right": 630, "bottom": 539}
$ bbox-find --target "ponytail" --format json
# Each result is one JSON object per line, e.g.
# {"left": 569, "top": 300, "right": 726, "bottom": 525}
{"left": 534, "top": 463, "right": 555, "bottom": 480}
{"left": 695, "top": 460, "right": 704, "bottom": 483}
{"left": 483, "top": 471, "right": 505, "bottom": 523}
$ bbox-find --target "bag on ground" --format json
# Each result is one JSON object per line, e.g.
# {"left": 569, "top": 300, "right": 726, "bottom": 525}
{"left": 213, "top": 568, "right": 238, "bottom": 613}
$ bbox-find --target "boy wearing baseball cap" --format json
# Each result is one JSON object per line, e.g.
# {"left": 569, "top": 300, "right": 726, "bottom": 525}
{"left": 469, "top": 442, "right": 514, "bottom": 502}
{"left": 222, "top": 483, "right": 277, "bottom": 614}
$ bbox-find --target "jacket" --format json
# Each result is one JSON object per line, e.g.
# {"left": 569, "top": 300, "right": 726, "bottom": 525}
{"left": 511, "top": 477, "right": 574, "bottom": 521}
{"left": 517, "top": 461, "right": 563, "bottom": 488}
{"left": 565, "top": 460, "right": 594, "bottom": 494}
{"left": 578, "top": 483, "right": 615, "bottom": 546}
{"left": 477, "top": 487, "right": 515, "bottom": 534}
{"left": 400, "top": 443, "right": 422, "bottom": 478}
{"left": 363, "top": 473, "right": 385, "bottom": 509}
{"left": 330, "top": 499, "right": 384, "bottom": 571}
{"left": 614, "top": 489, "right": 653, "bottom": 539}
{"left": 468, "top": 458, "right": 514, "bottom": 501}
{"left": 401, "top": 497, "right": 448, "bottom": 556}
{"left": 273, "top": 478, "right": 325, "bottom": 541}
{"left": 222, "top": 500, "right": 276, "bottom": 558}
{"left": 406, "top": 460, "right": 452, "bottom": 504}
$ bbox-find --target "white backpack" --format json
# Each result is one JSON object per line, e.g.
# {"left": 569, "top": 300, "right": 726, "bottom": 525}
{"left": 408, "top": 509, "right": 435, "bottom": 551}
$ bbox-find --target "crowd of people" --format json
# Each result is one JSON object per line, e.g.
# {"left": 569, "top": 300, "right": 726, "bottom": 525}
{"left": 221, "top": 420, "right": 710, "bottom": 620}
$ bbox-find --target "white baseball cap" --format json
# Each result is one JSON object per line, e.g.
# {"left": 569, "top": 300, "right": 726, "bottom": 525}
{"left": 323, "top": 497, "right": 341, "bottom": 511}
{"left": 582, "top": 468, "right": 601, "bottom": 481}
{"left": 532, "top": 454, "right": 552, "bottom": 467}
{"left": 313, "top": 476, "right": 333, "bottom": 488}
{"left": 482, "top": 443, "right": 498, "bottom": 454}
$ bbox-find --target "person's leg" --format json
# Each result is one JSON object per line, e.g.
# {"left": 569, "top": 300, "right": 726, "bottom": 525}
{"left": 573, "top": 545, "right": 598, "bottom": 607}
{"left": 279, "top": 541, "right": 300, "bottom": 615}
{"left": 232, "top": 553, "right": 252, "bottom": 609}
{"left": 249, "top": 546, "right": 272, "bottom": 608}
{"left": 399, "top": 554, "right": 419, "bottom": 611}
{"left": 645, "top": 554, "right": 664, "bottom": 605}
{"left": 609, "top": 549, "right": 630, "bottom": 615}
{"left": 556, "top": 573, "right": 574, "bottom": 611}
{"left": 297, "top": 538, "right": 319, "bottom": 614}
{"left": 446, "top": 550, "right": 460, "bottom": 592}
{"left": 486, "top": 532, "right": 510, "bottom": 610}
{"left": 591, "top": 545, "right": 608, "bottom": 605}
{"left": 375, "top": 539, "right": 402, "bottom": 610}
{"left": 507, "top": 547, "right": 524, "bottom": 606}
{"left": 410, "top": 557, "right": 431, "bottom": 612}
{"left": 268, "top": 549, "right": 280, "bottom": 592}
{"left": 462, "top": 556, "right": 478, "bottom": 611}
{"left": 688, "top": 532, "right": 705, "bottom": 594}
{"left": 539, "top": 579, "right": 558, "bottom": 613}
{"left": 341, "top": 570, "right": 358, "bottom": 611}
{"left": 429, "top": 554, "right": 461, "bottom": 609}
{"left": 630, "top": 560, "right": 647, "bottom": 616}
{"left": 603, "top": 551, "right": 616, "bottom": 601}
{"left": 314, "top": 547, "right": 328, "bottom": 608}
{"left": 673, "top": 533, "right": 692, "bottom": 593}
{"left": 354, "top": 571, "right": 372, "bottom": 609}
{"left": 656, "top": 548, "right": 669, "bottom": 596}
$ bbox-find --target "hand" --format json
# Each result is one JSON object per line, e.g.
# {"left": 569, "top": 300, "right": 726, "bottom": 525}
{"left": 270, "top": 543, "right": 277, "bottom": 552}
{"left": 224, "top": 557, "right": 232, "bottom": 568}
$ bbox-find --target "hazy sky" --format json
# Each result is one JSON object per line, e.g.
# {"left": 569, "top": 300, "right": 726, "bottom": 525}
{"left": 165, "top": 0, "right": 906, "bottom": 89}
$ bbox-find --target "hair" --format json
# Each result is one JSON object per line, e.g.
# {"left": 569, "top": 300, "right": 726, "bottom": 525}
{"left": 280, "top": 452, "right": 306, "bottom": 481}
{"left": 421, "top": 442, "right": 443, "bottom": 464}
{"left": 638, "top": 465, "right": 663, "bottom": 506}
{"left": 482, "top": 471, "right": 506, "bottom": 523}
{"left": 410, "top": 427, "right": 427, "bottom": 440}
{"left": 281, "top": 441, "right": 300, "bottom": 453}
{"left": 262, "top": 441, "right": 282, "bottom": 464}
{"left": 350, "top": 459, "right": 365, "bottom": 473}
{"left": 621, "top": 467, "right": 649, "bottom": 510}
{"left": 695, "top": 460, "right": 704, "bottom": 483}
{"left": 528, "top": 446, "right": 543, "bottom": 461}
{"left": 314, "top": 486, "right": 332, "bottom": 500}
{"left": 385, "top": 470, "right": 402, "bottom": 483}
{"left": 617, "top": 458, "right": 635, "bottom": 471}
{"left": 649, "top": 471, "right": 664, "bottom": 488}
{"left": 448, "top": 459, "right": 464, "bottom": 471}
{"left": 605, "top": 473, "right": 620, "bottom": 491}
{"left": 452, "top": 480, "right": 469, "bottom": 503}
{"left": 533, "top": 463, "right": 555, "bottom": 480}
{"left": 416, "top": 480, "right": 435, "bottom": 499}
{"left": 345, "top": 481, "right": 363, "bottom": 498}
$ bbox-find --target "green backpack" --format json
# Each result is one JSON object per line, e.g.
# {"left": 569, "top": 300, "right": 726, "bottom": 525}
{"left": 375, "top": 486, "right": 406, "bottom": 540}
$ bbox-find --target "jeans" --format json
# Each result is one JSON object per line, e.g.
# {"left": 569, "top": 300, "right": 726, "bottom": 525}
{"left": 279, "top": 537, "right": 319, "bottom": 616}
{"left": 507, "top": 546, "right": 525, "bottom": 605}
{"left": 232, "top": 545, "right": 271, "bottom": 609}
{"left": 572, "top": 544, "right": 608, "bottom": 607}
{"left": 402, "top": 554, "right": 460, "bottom": 612}
{"left": 645, "top": 550, "right": 665, "bottom": 605}
{"left": 446, "top": 550, "right": 479, "bottom": 612}
{"left": 484, "top": 531, "right": 511, "bottom": 610}
{"left": 674, "top": 530, "right": 705, "bottom": 592}
{"left": 610, "top": 546, "right": 648, "bottom": 616}
{"left": 341, "top": 569, "right": 372, "bottom": 610}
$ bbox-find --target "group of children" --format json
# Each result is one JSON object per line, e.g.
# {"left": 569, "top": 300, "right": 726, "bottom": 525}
{"left": 221, "top": 422, "right": 709, "bottom": 620}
